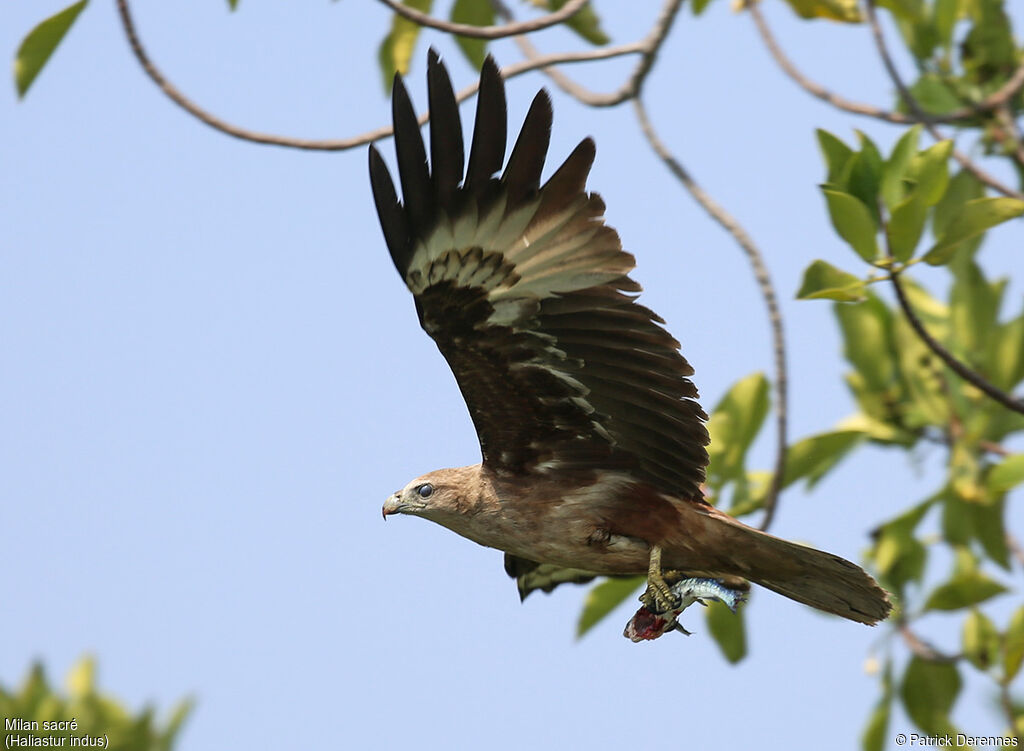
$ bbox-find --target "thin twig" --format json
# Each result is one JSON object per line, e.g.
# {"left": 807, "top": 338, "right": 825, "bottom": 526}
{"left": 1000, "top": 681, "right": 1023, "bottom": 745}
{"left": 899, "top": 621, "right": 961, "bottom": 663}
{"left": 376, "top": 0, "right": 588, "bottom": 39}
{"left": 979, "top": 440, "right": 1011, "bottom": 457}
{"left": 864, "top": 0, "right": 1024, "bottom": 200}
{"left": 633, "top": 97, "right": 789, "bottom": 531}
{"left": 888, "top": 269, "right": 1024, "bottom": 415}
{"left": 1008, "top": 534, "right": 1024, "bottom": 570}
{"left": 748, "top": 0, "right": 1024, "bottom": 128}
{"left": 115, "top": 0, "right": 643, "bottom": 150}
{"left": 994, "top": 105, "right": 1024, "bottom": 169}
{"left": 495, "top": 0, "right": 685, "bottom": 107}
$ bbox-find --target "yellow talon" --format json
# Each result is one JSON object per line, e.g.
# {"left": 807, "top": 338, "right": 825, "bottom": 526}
{"left": 640, "top": 545, "right": 681, "bottom": 614}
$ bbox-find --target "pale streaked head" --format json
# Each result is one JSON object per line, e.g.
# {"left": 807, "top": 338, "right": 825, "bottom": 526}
{"left": 381, "top": 465, "right": 482, "bottom": 524}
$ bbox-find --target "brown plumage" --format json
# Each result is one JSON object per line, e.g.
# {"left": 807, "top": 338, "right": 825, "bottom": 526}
{"left": 371, "top": 52, "right": 891, "bottom": 627}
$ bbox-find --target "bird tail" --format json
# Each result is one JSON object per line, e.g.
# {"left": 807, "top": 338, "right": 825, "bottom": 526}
{"left": 670, "top": 508, "right": 892, "bottom": 625}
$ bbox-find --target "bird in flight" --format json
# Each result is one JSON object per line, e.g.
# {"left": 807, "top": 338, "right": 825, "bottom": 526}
{"left": 369, "top": 51, "right": 891, "bottom": 629}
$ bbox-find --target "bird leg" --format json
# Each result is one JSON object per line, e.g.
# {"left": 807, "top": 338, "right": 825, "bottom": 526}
{"left": 639, "top": 545, "right": 682, "bottom": 614}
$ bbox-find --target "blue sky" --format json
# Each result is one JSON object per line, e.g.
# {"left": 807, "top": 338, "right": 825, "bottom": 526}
{"left": 2, "top": 2, "right": 1021, "bottom": 749}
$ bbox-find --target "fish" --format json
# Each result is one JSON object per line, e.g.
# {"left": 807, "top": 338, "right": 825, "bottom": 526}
{"left": 623, "top": 577, "right": 747, "bottom": 642}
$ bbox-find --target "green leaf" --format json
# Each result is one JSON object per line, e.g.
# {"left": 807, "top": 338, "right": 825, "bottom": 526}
{"left": 870, "top": 498, "right": 933, "bottom": 590}
{"left": 950, "top": 260, "right": 1002, "bottom": 359}
{"left": 903, "top": 74, "right": 962, "bottom": 115}
{"left": 705, "top": 600, "right": 746, "bottom": 663}
{"left": 886, "top": 192, "right": 927, "bottom": 262}
{"left": 932, "top": 0, "right": 957, "bottom": 48}
{"left": 933, "top": 170, "right": 985, "bottom": 239}
{"left": 707, "top": 372, "right": 770, "bottom": 481}
{"left": 970, "top": 496, "right": 1009, "bottom": 569}
{"left": 924, "top": 197, "right": 1024, "bottom": 265}
{"left": 13, "top": 1, "right": 88, "bottom": 98}
{"left": 576, "top": 577, "right": 644, "bottom": 638}
{"left": 923, "top": 571, "right": 1007, "bottom": 611}
{"left": 845, "top": 133, "right": 884, "bottom": 218}
{"left": 900, "top": 657, "right": 961, "bottom": 736}
{"left": 797, "top": 260, "right": 866, "bottom": 302}
{"left": 941, "top": 491, "right": 973, "bottom": 545}
{"left": 692, "top": 0, "right": 716, "bottom": 15}
{"left": 450, "top": 0, "right": 493, "bottom": 69}
{"left": 906, "top": 140, "right": 953, "bottom": 207}
{"left": 877, "top": 0, "right": 924, "bottom": 21}
{"left": 65, "top": 655, "right": 95, "bottom": 698}
{"left": 961, "top": 0, "right": 1015, "bottom": 82}
{"left": 782, "top": 0, "right": 862, "bottom": 22}
{"left": 834, "top": 294, "right": 897, "bottom": 390}
{"left": 784, "top": 430, "right": 865, "bottom": 489}
{"left": 987, "top": 454, "right": 1024, "bottom": 493}
{"left": 962, "top": 609, "right": 999, "bottom": 671}
{"left": 545, "top": 0, "right": 610, "bottom": 45}
{"left": 989, "top": 315, "right": 1024, "bottom": 390}
{"left": 227, "top": 0, "right": 239, "bottom": 9}
{"left": 822, "top": 189, "right": 879, "bottom": 261}
{"left": 817, "top": 129, "right": 854, "bottom": 183}
{"left": 880, "top": 125, "right": 921, "bottom": 208}
{"left": 1004, "top": 606, "right": 1024, "bottom": 681}
{"left": 378, "top": 0, "right": 433, "bottom": 91}
{"left": 893, "top": 313, "right": 950, "bottom": 428}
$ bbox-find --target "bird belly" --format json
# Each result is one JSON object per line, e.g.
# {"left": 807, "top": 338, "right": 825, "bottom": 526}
{"left": 454, "top": 494, "right": 655, "bottom": 575}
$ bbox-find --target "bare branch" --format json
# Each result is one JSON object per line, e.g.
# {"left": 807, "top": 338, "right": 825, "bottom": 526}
{"left": 495, "top": 0, "right": 685, "bottom": 107}
{"left": 864, "top": 0, "right": 1024, "bottom": 200}
{"left": 376, "top": 0, "right": 588, "bottom": 40}
{"left": 999, "top": 681, "right": 1023, "bottom": 746}
{"left": 887, "top": 267, "right": 1024, "bottom": 416}
{"left": 749, "top": 0, "right": 1024, "bottom": 130}
{"left": 899, "top": 622, "right": 961, "bottom": 663}
{"left": 633, "top": 97, "right": 789, "bottom": 532}
{"left": 994, "top": 105, "right": 1024, "bottom": 169}
{"left": 115, "top": 0, "right": 643, "bottom": 151}
{"left": 1008, "top": 534, "right": 1024, "bottom": 570}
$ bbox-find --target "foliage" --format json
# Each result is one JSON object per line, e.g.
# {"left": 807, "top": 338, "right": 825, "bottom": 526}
{"left": 0, "top": 656, "right": 192, "bottom": 751}
{"left": 13, "top": 1, "right": 87, "bottom": 98}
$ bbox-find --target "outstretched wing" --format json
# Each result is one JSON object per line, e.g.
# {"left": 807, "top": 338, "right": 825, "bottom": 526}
{"left": 369, "top": 52, "right": 709, "bottom": 499}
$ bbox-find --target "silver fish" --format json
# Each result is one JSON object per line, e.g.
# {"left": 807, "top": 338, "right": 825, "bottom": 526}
{"left": 623, "top": 577, "right": 747, "bottom": 642}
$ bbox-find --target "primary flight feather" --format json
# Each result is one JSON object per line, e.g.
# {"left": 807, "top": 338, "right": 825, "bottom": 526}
{"left": 370, "top": 51, "right": 891, "bottom": 628}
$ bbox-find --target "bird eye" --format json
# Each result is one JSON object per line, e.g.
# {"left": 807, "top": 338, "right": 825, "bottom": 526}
{"left": 417, "top": 483, "right": 433, "bottom": 499}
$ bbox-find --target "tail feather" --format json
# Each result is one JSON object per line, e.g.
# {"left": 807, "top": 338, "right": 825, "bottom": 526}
{"left": 670, "top": 508, "right": 892, "bottom": 625}
{"left": 747, "top": 540, "right": 892, "bottom": 625}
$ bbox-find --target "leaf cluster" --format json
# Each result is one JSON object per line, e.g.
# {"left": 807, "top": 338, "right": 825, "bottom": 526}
{"left": 0, "top": 656, "right": 192, "bottom": 751}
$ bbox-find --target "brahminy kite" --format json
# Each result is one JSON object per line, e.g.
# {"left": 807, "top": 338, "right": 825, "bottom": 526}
{"left": 369, "top": 52, "right": 891, "bottom": 629}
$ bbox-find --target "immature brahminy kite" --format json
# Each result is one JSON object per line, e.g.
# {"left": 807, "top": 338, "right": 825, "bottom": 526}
{"left": 370, "top": 52, "right": 891, "bottom": 627}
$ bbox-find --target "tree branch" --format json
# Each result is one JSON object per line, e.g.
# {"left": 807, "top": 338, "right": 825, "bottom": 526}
{"left": 115, "top": 0, "right": 643, "bottom": 150}
{"left": 491, "top": 0, "right": 685, "bottom": 107}
{"left": 864, "top": 0, "right": 1024, "bottom": 201}
{"left": 749, "top": 0, "right": 1024, "bottom": 129}
{"left": 887, "top": 265, "right": 1024, "bottom": 416}
{"left": 375, "top": 0, "right": 589, "bottom": 40}
{"left": 633, "top": 97, "right": 789, "bottom": 531}
{"left": 999, "top": 681, "right": 1023, "bottom": 745}
{"left": 899, "top": 621, "right": 962, "bottom": 663}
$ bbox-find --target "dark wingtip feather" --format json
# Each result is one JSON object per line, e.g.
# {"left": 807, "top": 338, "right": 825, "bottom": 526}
{"left": 391, "top": 72, "right": 434, "bottom": 237}
{"left": 538, "top": 137, "right": 596, "bottom": 216}
{"left": 503, "top": 89, "right": 553, "bottom": 206}
{"left": 465, "top": 55, "right": 507, "bottom": 193}
{"left": 426, "top": 49, "right": 464, "bottom": 214}
{"left": 368, "top": 144, "right": 412, "bottom": 275}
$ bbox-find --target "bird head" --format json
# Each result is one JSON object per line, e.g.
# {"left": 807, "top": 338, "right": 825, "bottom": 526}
{"left": 382, "top": 469, "right": 456, "bottom": 521}
{"left": 381, "top": 466, "right": 480, "bottom": 525}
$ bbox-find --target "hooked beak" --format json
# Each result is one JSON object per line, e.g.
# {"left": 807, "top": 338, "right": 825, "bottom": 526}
{"left": 382, "top": 492, "right": 425, "bottom": 520}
